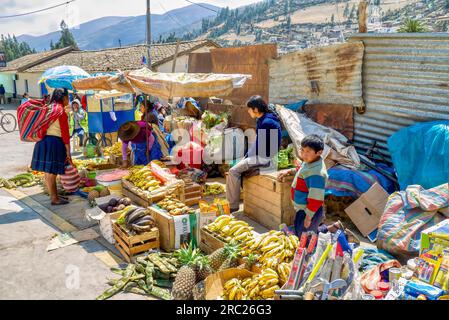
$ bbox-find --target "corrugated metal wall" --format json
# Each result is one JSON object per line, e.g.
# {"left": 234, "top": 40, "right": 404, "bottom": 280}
{"left": 269, "top": 42, "right": 364, "bottom": 107}
{"left": 350, "top": 33, "right": 449, "bottom": 161}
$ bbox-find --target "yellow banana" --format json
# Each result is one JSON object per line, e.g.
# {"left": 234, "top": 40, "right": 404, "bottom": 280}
{"left": 231, "top": 225, "right": 248, "bottom": 236}
{"left": 234, "top": 232, "right": 250, "bottom": 242}
{"left": 224, "top": 279, "right": 239, "bottom": 291}
{"left": 228, "top": 286, "right": 239, "bottom": 300}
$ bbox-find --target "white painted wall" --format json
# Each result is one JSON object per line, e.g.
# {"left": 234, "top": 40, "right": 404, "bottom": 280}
{"left": 0, "top": 72, "right": 15, "bottom": 94}
{"left": 155, "top": 46, "right": 216, "bottom": 73}
{"left": 16, "top": 72, "right": 42, "bottom": 98}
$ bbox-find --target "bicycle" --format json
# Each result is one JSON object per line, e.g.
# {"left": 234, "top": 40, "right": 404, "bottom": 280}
{"left": 0, "top": 107, "right": 17, "bottom": 133}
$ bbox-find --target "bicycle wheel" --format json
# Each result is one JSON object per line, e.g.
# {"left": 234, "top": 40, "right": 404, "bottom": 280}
{"left": 1, "top": 113, "right": 17, "bottom": 133}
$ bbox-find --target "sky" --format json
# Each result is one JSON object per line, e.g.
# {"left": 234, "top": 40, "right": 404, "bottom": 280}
{"left": 0, "top": 0, "right": 262, "bottom": 36}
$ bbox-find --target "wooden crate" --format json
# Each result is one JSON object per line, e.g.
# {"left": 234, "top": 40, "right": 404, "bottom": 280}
{"left": 243, "top": 172, "right": 295, "bottom": 230}
{"left": 112, "top": 223, "right": 159, "bottom": 263}
{"left": 148, "top": 205, "right": 198, "bottom": 252}
{"left": 199, "top": 227, "right": 226, "bottom": 255}
{"left": 121, "top": 179, "right": 184, "bottom": 207}
{"left": 182, "top": 182, "right": 202, "bottom": 206}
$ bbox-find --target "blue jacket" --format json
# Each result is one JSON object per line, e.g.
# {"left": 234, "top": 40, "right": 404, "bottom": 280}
{"left": 0, "top": 86, "right": 5, "bottom": 95}
{"left": 247, "top": 112, "right": 281, "bottom": 159}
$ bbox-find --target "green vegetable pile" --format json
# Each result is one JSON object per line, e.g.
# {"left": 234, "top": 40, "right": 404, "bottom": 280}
{"left": 97, "top": 251, "right": 179, "bottom": 300}
{"left": 201, "top": 110, "right": 229, "bottom": 129}
{"left": 276, "top": 146, "right": 296, "bottom": 170}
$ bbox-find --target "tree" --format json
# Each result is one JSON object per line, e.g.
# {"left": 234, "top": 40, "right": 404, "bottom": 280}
{"left": 52, "top": 20, "right": 78, "bottom": 49}
{"left": 331, "top": 14, "right": 335, "bottom": 26}
{"left": 398, "top": 18, "right": 428, "bottom": 33}
{"left": 286, "top": 15, "right": 291, "bottom": 30}
{"left": 0, "top": 34, "right": 35, "bottom": 61}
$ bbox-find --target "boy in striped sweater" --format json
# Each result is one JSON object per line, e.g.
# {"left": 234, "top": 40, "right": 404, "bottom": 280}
{"left": 278, "top": 135, "right": 341, "bottom": 236}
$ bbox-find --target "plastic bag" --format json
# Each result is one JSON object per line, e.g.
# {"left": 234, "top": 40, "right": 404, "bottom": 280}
{"left": 60, "top": 164, "right": 81, "bottom": 193}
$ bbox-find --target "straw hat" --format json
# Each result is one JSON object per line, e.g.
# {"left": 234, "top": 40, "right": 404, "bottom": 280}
{"left": 118, "top": 121, "right": 140, "bottom": 141}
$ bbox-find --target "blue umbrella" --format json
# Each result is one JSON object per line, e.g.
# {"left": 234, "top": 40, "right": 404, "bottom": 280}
{"left": 39, "top": 65, "right": 90, "bottom": 90}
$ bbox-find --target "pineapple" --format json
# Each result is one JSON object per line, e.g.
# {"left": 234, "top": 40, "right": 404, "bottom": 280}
{"left": 209, "top": 242, "right": 240, "bottom": 271}
{"left": 218, "top": 244, "right": 241, "bottom": 272}
{"left": 194, "top": 255, "right": 213, "bottom": 282}
{"left": 192, "top": 280, "right": 206, "bottom": 300}
{"left": 172, "top": 243, "right": 201, "bottom": 300}
{"left": 172, "top": 265, "right": 197, "bottom": 300}
{"left": 237, "top": 253, "right": 257, "bottom": 271}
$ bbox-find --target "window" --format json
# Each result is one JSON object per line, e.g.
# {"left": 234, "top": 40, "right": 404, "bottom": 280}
{"left": 25, "top": 79, "right": 29, "bottom": 93}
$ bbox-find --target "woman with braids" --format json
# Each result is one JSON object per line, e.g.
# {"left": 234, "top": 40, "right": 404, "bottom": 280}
{"left": 31, "top": 88, "right": 72, "bottom": 205}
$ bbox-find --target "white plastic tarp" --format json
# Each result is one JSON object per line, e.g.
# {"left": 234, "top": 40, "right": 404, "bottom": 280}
{"left": 276, "top": 105, "right": 360, "bottom": 170}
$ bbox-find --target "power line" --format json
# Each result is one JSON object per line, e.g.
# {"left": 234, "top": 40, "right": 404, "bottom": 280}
{"left": 0, "top": 0, "right": 76, "bottom": 19}
{"left": 157, "top": 0, "right": 185, "bottom": 29}
{"left": 183, "top": 0, "right": 220, "bottom": 13}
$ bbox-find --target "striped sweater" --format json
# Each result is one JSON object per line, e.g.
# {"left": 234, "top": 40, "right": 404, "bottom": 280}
{"left": 291, "top": 157, "right": 328, "bottom": 218}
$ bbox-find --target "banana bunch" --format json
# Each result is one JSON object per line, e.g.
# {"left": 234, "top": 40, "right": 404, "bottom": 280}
{"left": 223, "top": 278, "right": 248, "bottom": 300}
{"left": 125, "top": 166, "right": 161, "bottom": 192}
{"left": 203, "top": 183, "right": 225, "bottom": 196}
{"left": 157, "top": 195, "right": 194, "bottom": 216}
{"left": 204, "top": 215, "right": 254, "bottom": 243}
{"left": 241, "top": 231, "right": 299, "bottom": 269}
{"left": 104, "top": 142, "right": 125, "bottom": 157}
{"left": 223, "top": 269, "right": 281, "bottom": 300}
{"left": 277, "top": 262, "right": 292, "bottom": 285}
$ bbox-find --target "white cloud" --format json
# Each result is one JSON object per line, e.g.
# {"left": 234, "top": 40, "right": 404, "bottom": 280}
{"left": 1, "top": 0, "right": 262, "bottom": 37}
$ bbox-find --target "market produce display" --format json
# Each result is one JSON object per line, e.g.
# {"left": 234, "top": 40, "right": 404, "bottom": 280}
{"left": 0, "top": 172, "right": 43, "bottom": 189}
{"left": 98, "top": 197, "right": 132, "bottom": 213}
{"left": 172, "top": 244, "right": 212, "bottom": 300}
{"left": 103, "top": 141, "right": 125, "bottom": 157}
{"left": 125, "top": 166, "right": 162, "bottom": 192}
{"left": 223, "top": 268, "right": 282, "bottom": 300}
{"left": 97, "top": 251, "right": 178, "bottom": 300}
{"left": 87, "top": 185, "right": 111, "bottom": 202}
{"left": 156, "top": 195, "right": 195, "bottom": 216}
{"left": 115, "top": 205, "right": 156, "bottom": 234}
{"left": 201, "top": 110, "right": 229, "bottom": 129}
{"left": 72, "top": 158, "right": 109, "bottom": 169}
{"left": 204, "top": 215, "right": 254, "bottom": 244}
{"left": 241, "top": 231, "right": 299, "bottom": 270}
{"left": 276, "top": 146, "right": 296, "bottom": 169}
{"left": 203, "top": 183, "right": 225, "bottom": 196}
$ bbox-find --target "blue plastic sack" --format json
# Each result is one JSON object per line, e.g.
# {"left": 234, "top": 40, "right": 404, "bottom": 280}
{"left": 387, "top": 121, "right": 449, "bottom": 190}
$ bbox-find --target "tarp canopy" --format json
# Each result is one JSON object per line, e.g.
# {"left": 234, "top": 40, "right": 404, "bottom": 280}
{"left": 39, "top": 65, "right": 90, "bottom": 90}
{"left": 72, "top": 67, "right": 252, "bottom": 98}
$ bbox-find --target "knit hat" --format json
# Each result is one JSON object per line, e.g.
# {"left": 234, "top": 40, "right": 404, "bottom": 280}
{"left": 71, "top": 99, "right": 81, "bottom": 108}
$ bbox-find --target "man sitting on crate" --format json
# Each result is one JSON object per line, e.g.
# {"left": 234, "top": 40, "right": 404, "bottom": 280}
{"left": 226, "top": 96, "right": 281, "bottom": 213}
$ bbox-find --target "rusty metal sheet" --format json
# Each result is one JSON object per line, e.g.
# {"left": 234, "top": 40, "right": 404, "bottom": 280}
{"left": 210, "top": 44, "right": 277, "bottom": 105}
{"left": 349, "top": 33, "right": 449, "bottom": 162}
{"left": 188, "top": 52, "right": 212, "bottom": 73}
{"left": 303, "top": 104, "right": 354, "bottom": 140}
{"left": 205, "top": 103, "right": 256, "bottom": 130}
{"left": 269, "top": 42, "right": 364, "bottom": 107}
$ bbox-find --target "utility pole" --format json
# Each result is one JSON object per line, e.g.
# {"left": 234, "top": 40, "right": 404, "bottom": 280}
{"left": 146, "top": 0, "right": 152, "bottom": 69}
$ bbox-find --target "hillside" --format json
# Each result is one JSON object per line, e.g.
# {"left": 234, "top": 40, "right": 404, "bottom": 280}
{"left": 175, "top": 0, "right": 448, "bottom": 52}
{"left": 16, "top": 3, "right": 219, "bottom": 51}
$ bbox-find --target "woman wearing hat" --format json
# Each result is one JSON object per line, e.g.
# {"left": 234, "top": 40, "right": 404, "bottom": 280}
{"left": 69, "top": 99, "right": 88, "bottom": 148}
{"left": 118, "top": 120, "right": 163, "bottom": 168}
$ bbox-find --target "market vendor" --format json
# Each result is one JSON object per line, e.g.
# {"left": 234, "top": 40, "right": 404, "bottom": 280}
{"left": 226, "top": 96, "right": 281, "bottom": 213}
{"left": 118, "top": 120, "right": 163, "bottom": 167}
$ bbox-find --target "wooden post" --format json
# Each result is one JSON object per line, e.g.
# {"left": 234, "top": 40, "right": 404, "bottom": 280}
{"left": 171, "top": 40, "right": 181, "bottom": 73}
{"left": 358, "top": 0, "right": 368, "bottom": 33}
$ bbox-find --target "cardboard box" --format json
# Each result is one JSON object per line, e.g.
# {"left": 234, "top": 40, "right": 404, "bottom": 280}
{"left": 420, "top": 219, "right": 449, "bottom": 255}
{"left": 344, "top": 183, "right": 389, "bottom": 237}
{"left": 205, "top": 268, "right": 255, "bottom": 300}
{"left": 149, "top": 205, "right": 200, "bottom": 252}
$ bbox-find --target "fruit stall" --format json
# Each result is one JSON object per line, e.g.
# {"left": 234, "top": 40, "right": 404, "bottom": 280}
{"left": 7, "top": 67, "right": 445, "bottom": 302}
